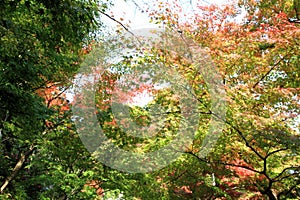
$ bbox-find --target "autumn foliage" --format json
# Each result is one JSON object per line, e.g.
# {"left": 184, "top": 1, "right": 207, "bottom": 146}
{"left": 136, "top": 0, "right": 300, "bottom": 199}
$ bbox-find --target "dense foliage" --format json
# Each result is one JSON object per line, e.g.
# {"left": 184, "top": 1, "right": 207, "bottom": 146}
{"left": 0, "top": 0, "right": 108, "bottom": 198}
{"left": 1, "top": 0, "right": 299, "bottom": 199}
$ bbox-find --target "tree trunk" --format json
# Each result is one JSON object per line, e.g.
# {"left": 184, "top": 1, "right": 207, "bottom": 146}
{"left": 0, "top": 144, "right": 35, "bottom": 194}
{"left": 265, "top": 189, "right": 277, "bottom": 200}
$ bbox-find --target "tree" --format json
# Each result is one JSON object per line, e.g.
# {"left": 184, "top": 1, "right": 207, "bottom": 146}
{"left": 0, "top": 0, "right": 110, "bottom": 198}
{"left": 2, "top": 0, "right": 298, "bottom": 199}
{"left": 134, "top": 0, "right": 299, "bottom": 199}
{"left": 86, "top": 0, "right": 300, "bottom": 199}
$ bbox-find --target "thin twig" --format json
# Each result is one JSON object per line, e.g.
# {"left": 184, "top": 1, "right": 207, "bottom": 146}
{"left": 99, "top": 10, "right": 136, "bottom": 37}
{"left": 252, "top": 55, "right": 287, "bottom": 89}
{"left": 186, "top": 151, "right": 262, "bottom": 174}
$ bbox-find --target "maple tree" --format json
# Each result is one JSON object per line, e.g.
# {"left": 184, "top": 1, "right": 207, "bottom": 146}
{"left": 1, "top": 0, "right": 299, "bottom": 199}
{"left": 85, "top": 0, "right": 299, "bottom": 199}
{"left": 66, "top": 1, "right": 299, "bottom": 199}
{"left": 122, "top": 0, "right": 299, "bottom": 199}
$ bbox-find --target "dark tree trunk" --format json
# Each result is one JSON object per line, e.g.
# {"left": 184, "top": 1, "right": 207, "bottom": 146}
{"left": 264, "top": 189, "right": 277, "bottom": 200}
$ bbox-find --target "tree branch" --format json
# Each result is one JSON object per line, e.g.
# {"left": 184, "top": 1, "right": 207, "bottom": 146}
{"left": 277, "top": 179, "right": 300, "bottom": 199}
{"left": 185, "top": 151, "right": 262, "bottom": 174}
{"left": 0, "top": 144, "right": 35, "bottom": 194}
{"left": 98, "top": 10, "right": 136, "bottom": 37}
{"left": 129, "top": 0, "right": 146, "bottom": 13}
{"left": 46, "top": 85, "right": 70, "bottom": 108}
{"left": 288, "top": 18, "right": 300, "bottom": 23}
{"left": 265, "top": 148, "right": 288, "bottom": 159}
{"left": 225, "top": 121, "right": 265, "bottom": 160}
{"left": 252, "top": 55, "right": 287, "bottom": 89}
{"left": 273, "top": 166, "right": 300, "bottom": 182}
{"left": 274, "top": 171, "right": 299, "bottom": 183}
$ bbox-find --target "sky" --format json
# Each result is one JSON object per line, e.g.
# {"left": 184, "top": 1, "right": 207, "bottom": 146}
{"left": 69, "top": 0, "right": 248, "bottom": 108}
{"left": 100, "top": 1, "right": 299, "bottom": 134}
{"left": 67, "top": 0, "right": 242, "bottom": 104}
{"left": 93, "top": 0, "right": 232, "bottom": 107}
{"left": 102, "top": 0, "right": 228, "bottom": 29}
{"left": 99, "top": 0, "right": 229, "bottom": 106}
